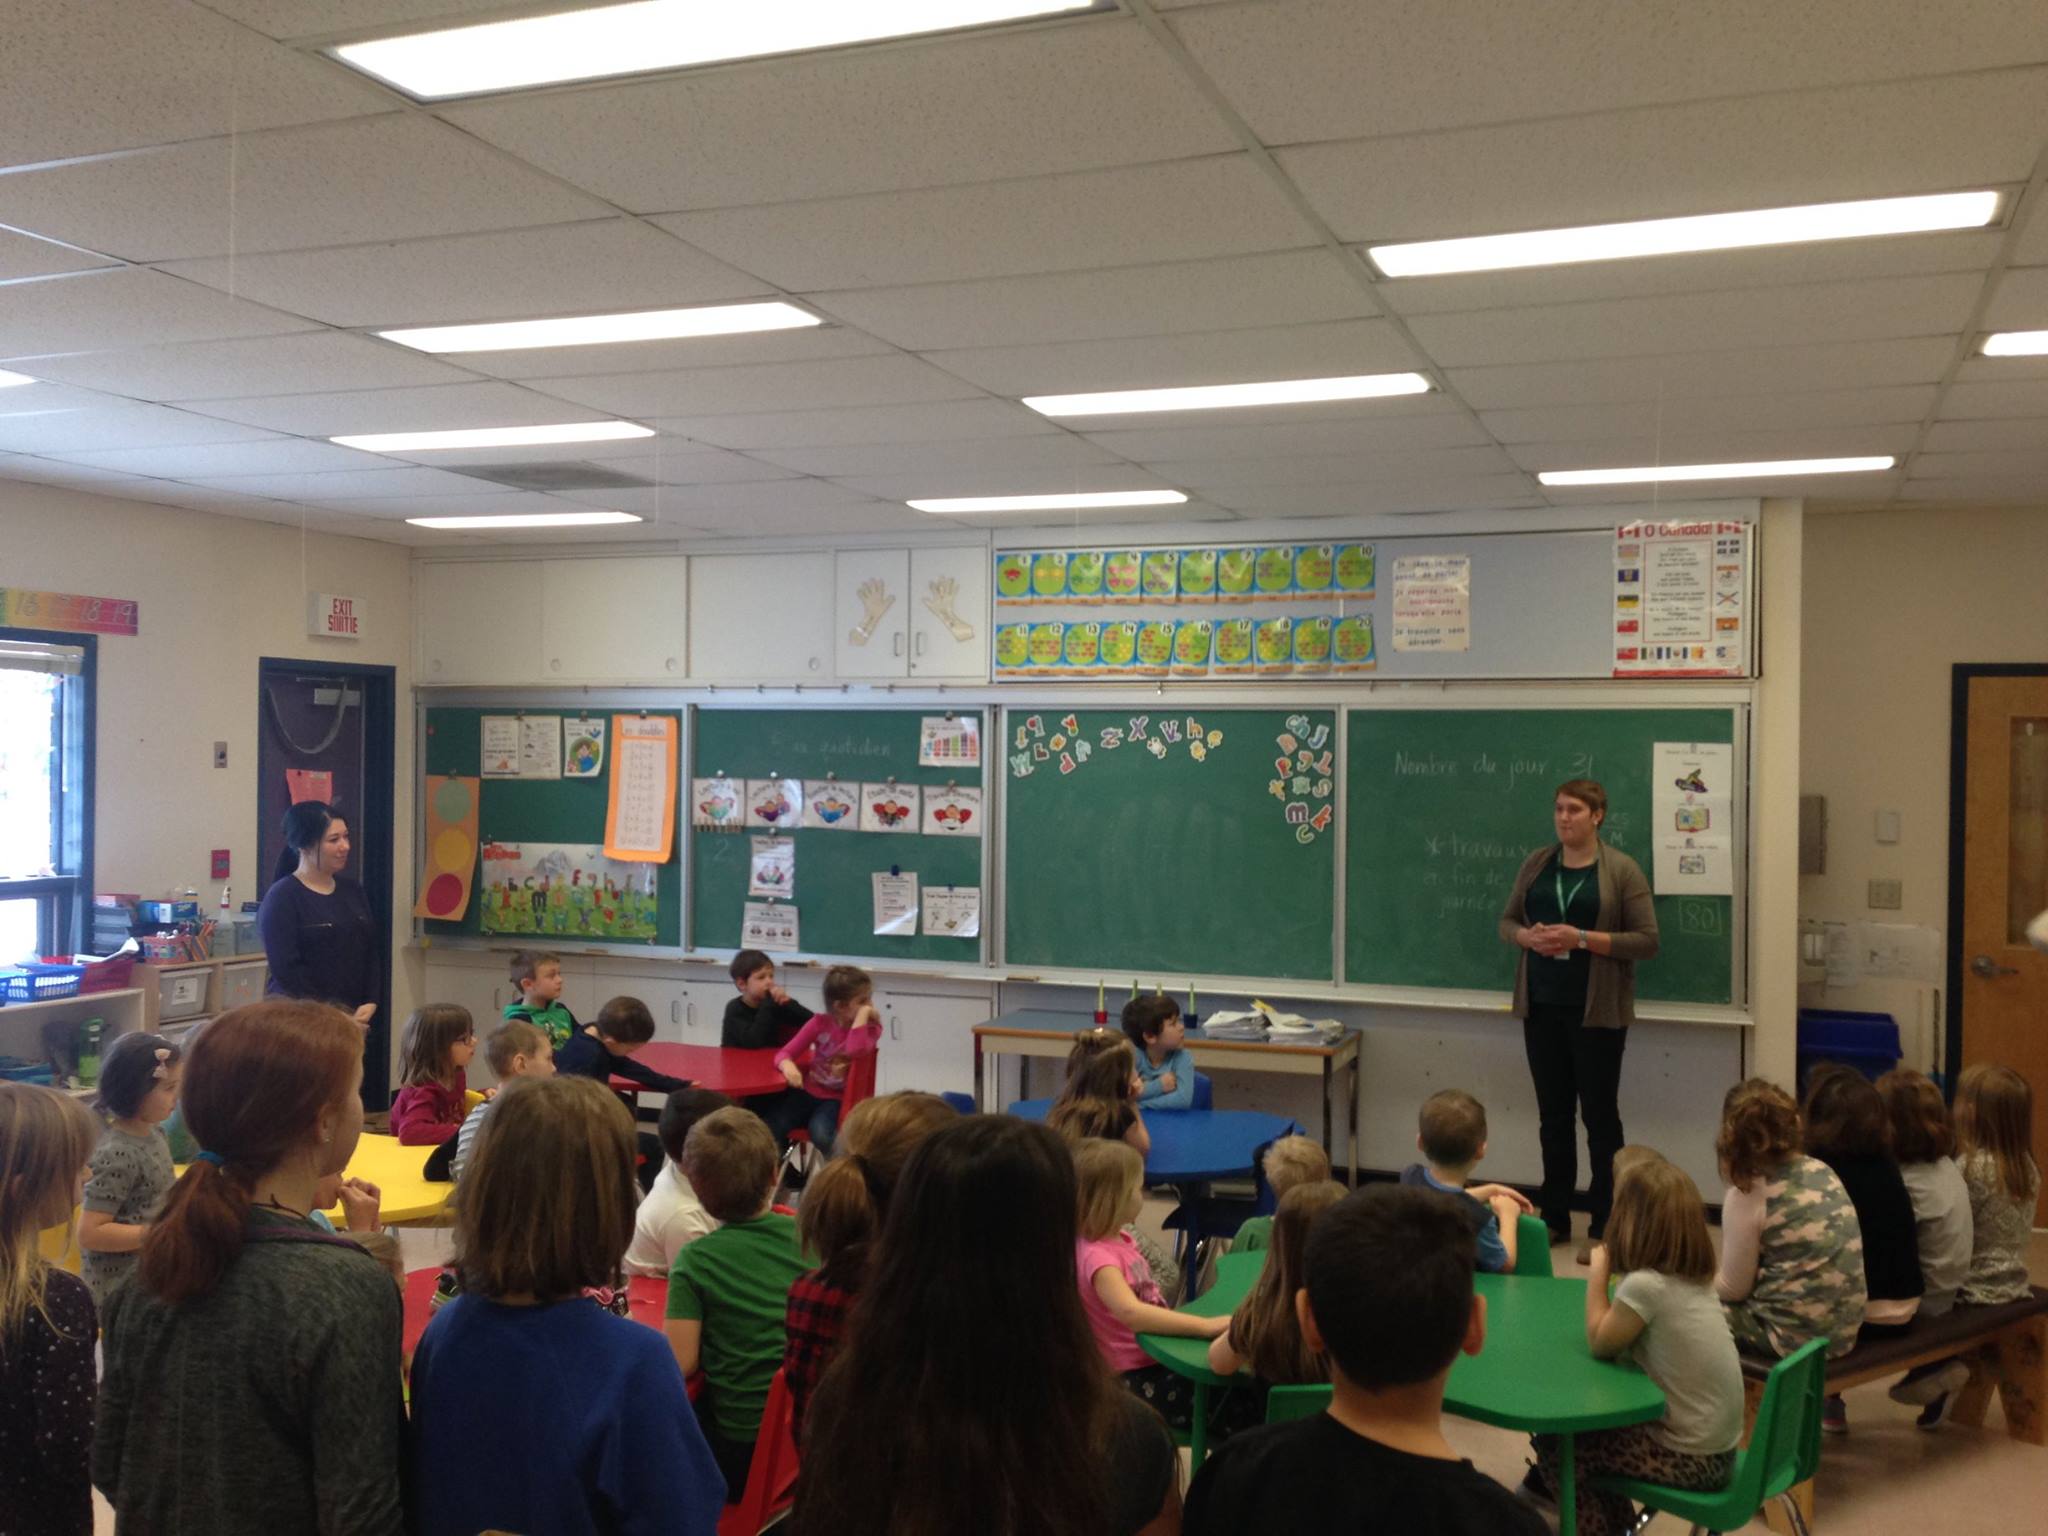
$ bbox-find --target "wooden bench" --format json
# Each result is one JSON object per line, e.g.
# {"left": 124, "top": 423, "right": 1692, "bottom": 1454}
{"left": 1739, "top": 1287, "right": 2047, "bottom": 1532}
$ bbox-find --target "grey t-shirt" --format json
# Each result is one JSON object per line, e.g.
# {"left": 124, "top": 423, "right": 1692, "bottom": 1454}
{"left": 1898, "top": 1157, "right": 1973, "bottom": 1317}
{"left": 1959, "top": 1151, "right": 2041, "bottom": 1306}
{"left": 1616, "top": 1268, "right": 1743, "bottom": 1456}
{"left": 81, "top": 1125, "right": 175, "bottom": 1307}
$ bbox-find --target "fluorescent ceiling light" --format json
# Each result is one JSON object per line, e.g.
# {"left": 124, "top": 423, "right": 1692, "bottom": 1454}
{"left": 378, "top": 302, "right": 819, "bottom": 354}
{"left": 1983, "top": 330, "right": 2048, "bottom": 357}
{"left": 332, "top": 421, "right": 654, "bottom": 452}
{"left": 1539, "top": 456, "right": 1896, "bottom": 488}
{"left": 1369, "top": 191, "right": 2001, "bottom": 277}
{"left": 908, "top": 489, "right": 1188, "bottom": 513}
{"left": 0, "top": 369, "right": 36, "bottom": 388}
{"left": 406, "top": 510, "right": 645, "bottom": 530}
{"left": 333, "top": 0, "right": 1100, "bottom": 100}
{"left": 1024, "top": 373, "right": 1431, "bottom": 418}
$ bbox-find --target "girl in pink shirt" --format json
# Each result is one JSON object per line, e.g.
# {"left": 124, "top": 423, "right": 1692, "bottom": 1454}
{"left": 769, "top": 965, "right": 881, "bottom": 1154}
{"left": 1072, "top": 1138, "right": 1227, "bottom": 1433}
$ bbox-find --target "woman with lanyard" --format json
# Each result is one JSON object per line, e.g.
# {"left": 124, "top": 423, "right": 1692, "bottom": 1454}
{"left": 1498, "top": 778, "right": 1659, "bottom": 1263}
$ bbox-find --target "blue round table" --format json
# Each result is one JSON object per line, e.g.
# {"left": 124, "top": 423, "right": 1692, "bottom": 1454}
{"left": 1007, "top": 1099, "right": 1300, "bottom": 1181}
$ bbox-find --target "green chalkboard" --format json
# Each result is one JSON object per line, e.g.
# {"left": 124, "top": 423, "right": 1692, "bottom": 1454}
{"left": 421, "top": 708, "right": 683, "bottom": 946}
{"left": 1344, "top": 709, "right": 1738, "bottom": 1003}
{"left": 691, "top": 709, "right": 986, "bottom": 963}
{"left": 1004, "top": 707, "right": 1338, "bottom": 981}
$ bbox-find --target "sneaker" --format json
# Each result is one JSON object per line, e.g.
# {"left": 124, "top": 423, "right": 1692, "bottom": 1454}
{"left": 1821, "top": 1394, "right": 1848, "bottom": 1435}
{"left": 1916, "top": 1394, "right": 1955, "bottom": 1430}
{"left": 1517, "top": 1467, "right": 1558, "bottom": 1510}
{"left": 1574, "top": 1239, "right": 1595, "bottom": 1266}
{"left": 1890, "top": 1358, "right": 1971, "bottom": 1407}
{"left": 430, "top": 1266, "right": 461, "bottom": 1310}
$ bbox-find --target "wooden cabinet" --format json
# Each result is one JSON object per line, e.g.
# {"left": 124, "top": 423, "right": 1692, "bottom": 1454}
{"left": 541, "top": 557, "right": 687, "bottom": 683}
{"left": 416, "top": 561, "right": 544, "bottom": 684}
{"left": 909, "top": 545, "right": 988, "bottom": 681}
{"left": 688, "top": 552, "right": 834, "bottom": 682}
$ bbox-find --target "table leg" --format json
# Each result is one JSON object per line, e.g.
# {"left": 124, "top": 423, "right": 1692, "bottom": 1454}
{"left": 1557, "top": 1429, "right": 1576, "bottom": 1536}
{"left": 1320, "top": 1059, "right": 1333, "bottom": 1158}
{"left": 1189, "top": 1381, "right": 1210, "bottom": 1472}
{"left": 974, "top": 1035, "right": 985, "bottom": 1113}
{"left": 1348, "top": 1052, "right": 1361, "bottom": 1186}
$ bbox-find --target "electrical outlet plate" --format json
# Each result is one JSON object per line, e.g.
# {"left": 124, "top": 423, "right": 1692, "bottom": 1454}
{"left": 1868, "top": 878, "right": 1903, "bottom": 910}
{"left": 212, "top": 741, "right": 227, "bottom": 768}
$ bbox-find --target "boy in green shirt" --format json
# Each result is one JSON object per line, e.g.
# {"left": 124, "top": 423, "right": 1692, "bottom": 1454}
{"left": 665, "top": 1106, "right": 807, "bottom": 1500}
{"left": 502, "top": 950, "right": 575, "bottom": 1050}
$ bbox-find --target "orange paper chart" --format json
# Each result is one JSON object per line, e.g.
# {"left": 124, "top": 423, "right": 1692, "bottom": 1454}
{"left": 414, "top": 774, "right": 481, "bottom": 920}
{"left": 604, "top": 715, "right": 678, "bottom": 863}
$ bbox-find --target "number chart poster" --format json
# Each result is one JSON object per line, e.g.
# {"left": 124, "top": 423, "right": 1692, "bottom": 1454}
{"left": 479, "top": 842, "right": 657, "bottom": 941}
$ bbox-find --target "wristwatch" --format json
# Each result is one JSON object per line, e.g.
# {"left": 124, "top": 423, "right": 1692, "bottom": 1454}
{"left": 1577, "top": 929, "right": 1589, "bottom": 950}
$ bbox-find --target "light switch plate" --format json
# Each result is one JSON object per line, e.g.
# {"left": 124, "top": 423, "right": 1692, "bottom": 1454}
{"left": 1875, "top": 809, "right": 1901, "bottom": 844}
{"left": 212, "top": 741, "right": 227, "bottom": 769}
{"left": 1868, "top": 878, "right": 1903, "bottom": 910}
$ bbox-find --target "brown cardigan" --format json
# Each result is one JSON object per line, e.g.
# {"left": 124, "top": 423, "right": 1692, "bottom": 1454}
{"left": 1497, "top": 842, "right": 1659, "bottom": 1029}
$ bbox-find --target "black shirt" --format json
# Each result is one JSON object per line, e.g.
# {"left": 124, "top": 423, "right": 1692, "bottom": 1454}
{"left": 555, "top": 1028, "right": 689, "bottom": 1094}
{"left": 1, "top": 1268, "right": 94, "bottom": 1536}
{"left": 257, "top": 875, "right": 377, "bottom": 1012}
{"left": 1185, "top": 1412, "right": 1547, "bottom": 1536}
{"left": 1814, "top": 1150, "right": 1923, "bottom": 1305}
{"left": 721, "top": 994, "right": 813, "bottom": 1051}
{"left": 1521, "top": 851, "right": 1601, "bottom": 1010}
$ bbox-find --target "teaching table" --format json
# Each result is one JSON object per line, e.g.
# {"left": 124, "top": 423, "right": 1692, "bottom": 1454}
{"left": 974, "top": 1010, "right": 1361, "bottom": 1181}
{"left": 612, "top": 1042, "right": 787, "bottom": 1100}
{"left": 1139, "top": 1262, "right": 1665, "bottom": 1534}
{"left": 1008, "top": 1100, "right": 1300, "bottom": 1183}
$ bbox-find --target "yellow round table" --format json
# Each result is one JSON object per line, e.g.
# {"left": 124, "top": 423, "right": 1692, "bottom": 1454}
{"left": 172, "top": 1132, "right": 454, "bottom": 1226}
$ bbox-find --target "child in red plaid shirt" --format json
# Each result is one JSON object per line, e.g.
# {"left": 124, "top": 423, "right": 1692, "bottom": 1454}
{"left": 782, "top": 1091, "right": 958, "bottom": 1437}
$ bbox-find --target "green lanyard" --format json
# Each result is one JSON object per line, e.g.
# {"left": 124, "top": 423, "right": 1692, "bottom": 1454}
{"left": 1554, "top": 861, "right": 1594, "bottom": 925}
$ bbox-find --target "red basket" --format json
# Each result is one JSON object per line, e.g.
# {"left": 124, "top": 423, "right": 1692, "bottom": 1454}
{"left": 77, "top": 952, "right": 137, "bottom": 993}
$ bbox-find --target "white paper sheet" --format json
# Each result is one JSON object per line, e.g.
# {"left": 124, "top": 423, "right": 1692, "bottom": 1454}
{"left": 519, "top": 715, "right": 563, "bottom": 779}
{"left": 922, "top": 885, "right": 980, "bottom": 938}
{"left": 480, "top": 716, "right": 521, "bottom": 777}
{"left": 749, "top": 837, "right": 795, "bottom": 900}
{"left": 741, "top": 900, "right": 800, "bottom": 952}
{"left": 872, "top": 871, "right": 920, "bottom": 935}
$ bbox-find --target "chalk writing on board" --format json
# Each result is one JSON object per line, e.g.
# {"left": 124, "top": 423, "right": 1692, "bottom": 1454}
{"left": 1679, "top": 899, "right": 1724, "bottom": 936}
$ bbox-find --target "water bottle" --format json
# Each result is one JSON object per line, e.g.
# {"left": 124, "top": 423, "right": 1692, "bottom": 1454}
{"left": 77, "top": 1017, "right": 104, "bottom": 1088}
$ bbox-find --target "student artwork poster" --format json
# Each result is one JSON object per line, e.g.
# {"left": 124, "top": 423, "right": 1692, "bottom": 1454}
{"left": 479, "top": 841, "right": 657, "bottom": 940}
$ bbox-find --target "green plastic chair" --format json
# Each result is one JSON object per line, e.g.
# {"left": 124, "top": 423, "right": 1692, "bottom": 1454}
{"left": 1514, "top": 1214, "right": 1554, "bottom": 1277}
{"left": 1587, "top": 1337, "right": 1828, "bottom": 1536}
{"left": 1264, "top": 1383, "right": 1333, "bottom": 1423}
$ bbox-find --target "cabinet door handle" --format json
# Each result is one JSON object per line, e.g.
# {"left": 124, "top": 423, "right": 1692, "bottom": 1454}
{"left": 893, "top": 631, "right": 905, "bottom": 657}
{"left": 687, "top": 1001, "right": 697, "bottom": 1028}
{"left": 915, "top": 631, "right": 928, "bottom": 655}
{"left": 671, "top": 1000, "right": 682, "bottom": 1024}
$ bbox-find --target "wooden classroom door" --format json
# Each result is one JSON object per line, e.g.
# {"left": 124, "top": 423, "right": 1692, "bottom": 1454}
{"left": 1957, "top": 669, "right": 2048, "bottom": 1223}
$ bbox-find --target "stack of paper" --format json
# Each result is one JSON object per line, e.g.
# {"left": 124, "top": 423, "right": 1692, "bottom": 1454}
{"left": 1197, "top": 1009, "right": 1265, "bottom": 1040}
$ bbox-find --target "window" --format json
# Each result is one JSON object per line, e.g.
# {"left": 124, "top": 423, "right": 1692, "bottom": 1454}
{"left": 0, "top": 632, "right": 93, "bottom": 963}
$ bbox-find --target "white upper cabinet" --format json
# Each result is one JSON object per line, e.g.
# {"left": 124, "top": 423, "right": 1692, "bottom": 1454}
{"left": 833, "top": 549, "right": 910, "bottom": 679}
{"left": 541, "top": 556, "right": 688, "bottom": 683}
{"left": 687, "top": 551, "right": 835, "bottom": 682}
{"left": 416, "top": 560, "right": 544, "bottom": 684}
{"left": 909, "top": 545, "right": 989, "bottom": 681}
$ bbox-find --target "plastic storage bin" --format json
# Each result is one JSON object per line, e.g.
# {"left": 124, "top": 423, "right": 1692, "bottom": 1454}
{"left": 1795, "top": 1008, "right": 1902, "bottom": 1091}
{"left": 0, "top": 963, "right": 84, "bottom": 1005}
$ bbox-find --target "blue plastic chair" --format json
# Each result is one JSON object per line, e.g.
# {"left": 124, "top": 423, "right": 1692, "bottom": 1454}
{"left": 1161, "top": 1131, "right": 1276, "bottom": 1297}
{"left": 1190, "top": 1072, "right": 1214, "bottom": 1109}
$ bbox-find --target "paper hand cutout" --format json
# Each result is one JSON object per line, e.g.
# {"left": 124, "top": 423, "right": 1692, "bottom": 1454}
{"left": 848, "top": 578, "right": 896, "bottom": 645}
{"left": 922, "top": 576, "right": 976, "bottom": 642}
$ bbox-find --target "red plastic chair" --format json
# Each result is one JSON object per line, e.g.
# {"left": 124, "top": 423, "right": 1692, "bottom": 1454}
{"left": 784, "top": 1048, "right": 879, "bottom": 1160}
{"left": 717, "top": 1366, "right": 800, "bottom": 1536}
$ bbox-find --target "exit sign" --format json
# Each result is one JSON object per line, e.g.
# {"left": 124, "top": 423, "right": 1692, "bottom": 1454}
{"left": 309, "top": 592, "right": 364, "bottom": 640}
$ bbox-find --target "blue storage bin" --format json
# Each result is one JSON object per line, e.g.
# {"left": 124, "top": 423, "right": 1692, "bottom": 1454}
{"left": 0, "top": 963, "right": 85, "bottom": 1005}
{"left": 1795, "top": 1008, "right": 1902, "bottom": 1090}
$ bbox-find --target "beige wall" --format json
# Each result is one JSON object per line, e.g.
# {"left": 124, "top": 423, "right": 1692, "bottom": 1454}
{"left": 1, "top": 483, "right": 419, "bottom": 1065}
{"left": 1800, "top": 505, "right": 2048, "bottom": 1065}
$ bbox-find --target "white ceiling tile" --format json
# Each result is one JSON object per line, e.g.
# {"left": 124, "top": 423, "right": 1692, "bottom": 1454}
{"left": 364, "top": 436, "right": 676, "bottom": 467}
{"left": 0, "top": 0, "right": 388, "bottom": 165}
{"left": 1167, "top": 445, "right": 1523, "bottom": 490}
{"left": 0, "top": 269, "right": 314, "bottom": 353}
{"left": 1480, "top": 387, "right": 1940, "bottom": 445}
{"left": 656, "top": 155, "right": 1314, "bottom": 290}
{"left": 832, "top": 464, "right": 1189, "bottom": 502}
{"left": 1206, "top": 474, "right": 1545, "bottom": 517}
{"left": 1278, "top": 70, "right": 2048, "bottom": 245}
{"left": 747, "top": 434, "right": 1122, "bottom": 480}
{"left": 1174, "top": 0, "right": 2048, "bottom": 145}
{"left": 1407, "top": 274, "right": 1982, "bottom": 368}
{"left": 0, "top": 404, "right": 279, "bottom": 453}
{"left": 925, "top": 318, "right": 1422, "bottom": 395}
{"left": 653, "top": 400, "right": 1057, "bottom": 450}
{"left": 1550, "top": 475, "right": 1898, "bottom": 506}
{"left": 445, "top": 18, "right": 1237, "bottom": 212}
{"left": 810, "top": 251, "right": 1370, "bottom": 352}
{"left": 530, "top": 355, "right": 985, "bottom": 417}
{"left": 0, "top": 380, "right": 137, "bottom": 416}
{"left": 0, "top": 456, "right": 169, "bottom": 491}
{"left": 179, "top": 465, "right": 510, "bottom": 499}
{"left": 1921, "top": 418, "right": 2048, "bottom": 452}
{"left": 683, "top": 503, "right": 941, "bottom": 537}
{"left": 1908, "top": 450, "right": 2048, "bottom": 478}
{"left": 39, "top": 438, "right": 391, "bottom": 477}
{"left": 298, "top": 490, "right": 590, "bottom": 517}
{"left": 196, "top": 1, "right": 565, "bottom": 41}
{"left": 1372, "top": 232, "right": 2003, "bottom": 317}
{"left": 554, "top": 480, "right": 874, "bottom": 514}
{"left": 178, "top": 380, "right": 617, "bottom": 435}
{"left": 926, "top": 498, "right": 1238, "bottom": 534}
{"left": 2015, "top": 204, "right": 2048, "bottom": 267}
{"left": 11, "top": 331, "right": 475, "bottom": 401}
{"left": 159, "top": 219, "right": 768, "bottom": 328}
{"left": 1506, "top": 425, "right": 1919, "bottom": 474}
{"left": 459, "top": 324, "right": 891, "bottom": 382}
{"left": 0, "top": 228, "right": 117, "bottom": 282}
{"left": 1082, "top": 407, "right": 1486, "bottom": 463}
{"left": 1953, "top": 351, "right": 2048, "bottom": 383}
{"left": 554, "top": 446, "right": 793, "bottom": 487}
{"left": 1896, "top": 476, "right": 2048, "bottom": 503}
{"left": 1938, "top": 380, "right": 2048, "bottom": 418}
{"left": 1450, "top": 337, "right": 1958, "bottom": 410}
{"left": 0, "top": 115, "right": 610, "bottom": 262}
{"left": 1983, "top": 265, "right": 2048, "bottom": 330}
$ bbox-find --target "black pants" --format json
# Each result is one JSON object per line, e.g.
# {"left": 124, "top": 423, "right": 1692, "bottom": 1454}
{"left": 1522, "top": 1004, "right": 1627, "bottom": 1238}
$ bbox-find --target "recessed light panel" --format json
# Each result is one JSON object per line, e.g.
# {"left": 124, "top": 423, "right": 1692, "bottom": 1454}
{"left": 1538, "top": 456, "right": 1896, "bottom": 487}
{"left": 334, "top": 0, "right": 1102, "bottom": 101}
{"left": 1982, "top": 330, "right": 2048, "bottom": 357}
{"left": 333, "top": 422, "right": 655, "bottom": 453}
{"left": 0, "top": 369, "right": 36, "bottom": 388}
{"left": 379, "top": 302, "right": 819, "bottom": 354}
{"left": 1024, "top": 373, "right": 1431, "bottom": 418}
{"left": 907, "top": 489, "right": 1188, "bottom": 513}
{"left": 406, "top": 510, "right": 646, "bottom": 529}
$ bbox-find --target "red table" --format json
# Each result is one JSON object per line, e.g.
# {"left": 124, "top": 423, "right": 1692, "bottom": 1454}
{"left": 610, "top": 1042, "right": 788, "bottom": 1100}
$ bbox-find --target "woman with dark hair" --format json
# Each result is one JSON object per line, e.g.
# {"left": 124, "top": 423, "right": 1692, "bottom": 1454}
{"left": 795, "top": 1116, "right": 1179, "bottom": 1536}
{"left": 256, "top": 801, "right": 377, "bottom": 1027}
{"left": 1498, "top": 777, "right": 1660, "bottom": 1261}
{"left": 92, "top": 1000, "right": 403, "bottom": 1535}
